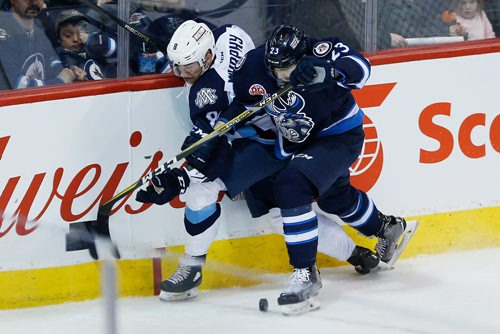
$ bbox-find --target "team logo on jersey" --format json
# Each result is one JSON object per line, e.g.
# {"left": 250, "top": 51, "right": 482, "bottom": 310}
{"left": 313, "top": 42, "right": 332, "bottom": 57}
{"left": 249, "top": 84, "right": 266, "bottom": 96}
{"left": 84, "top": 60, "right": 104, "bottom": 80}
{"left": 129, "top": 12, "right": 146, "bottom": 24}
{"left": 195, "top": 88, "right": 218, "bottom": 108}
{"left": 266, "top": 91, "right": 314, "bottom": 143}
{"left": 21, "top": 53, "right": 45, "bottom": 80}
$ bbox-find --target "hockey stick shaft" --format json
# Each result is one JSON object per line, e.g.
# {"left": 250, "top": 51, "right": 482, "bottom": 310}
{"left": 78, "top": 0, "right": 168, "bottom": 56}
{"left": 98, "top": 83, "right": 293, "bottom": 214}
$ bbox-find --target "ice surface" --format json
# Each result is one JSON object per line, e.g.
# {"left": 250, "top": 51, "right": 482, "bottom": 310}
{"left": 1, "top": 248, "right": 499, "bottom": 334}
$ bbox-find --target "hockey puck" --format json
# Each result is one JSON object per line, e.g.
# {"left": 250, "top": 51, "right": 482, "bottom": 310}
{"left": 258, "top": 298, "right": 268, "bottom": 312}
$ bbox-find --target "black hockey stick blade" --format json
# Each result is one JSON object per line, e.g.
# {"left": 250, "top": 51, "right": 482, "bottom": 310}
{"left": 98, "top": 83, "right": 294, "bottom": 215}
{"left": 77, "top": 0, "right": 168, "bottom": 56}
{"left": 65, "top": 215, "right": 121, "bottom": 260}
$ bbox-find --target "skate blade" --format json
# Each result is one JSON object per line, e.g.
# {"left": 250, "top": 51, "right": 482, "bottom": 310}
{"left": 386, "top": 220, "right": 419, "bottom": 267}
{"left": 159, "top": 288, "right": 199, "bottom": 302}
{"left": 280, "top": 296, "right": 320, "bottom": 316}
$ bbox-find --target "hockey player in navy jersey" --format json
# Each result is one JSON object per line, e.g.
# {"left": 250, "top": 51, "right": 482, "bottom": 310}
{"left": 222, "top": 25, "right": 411, "bottom": 315}
{"left": 134, "top": 21, "right": 381, "bottom": 303}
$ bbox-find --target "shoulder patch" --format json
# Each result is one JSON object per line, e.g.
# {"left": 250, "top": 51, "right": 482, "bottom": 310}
{"left": 195, "top": 88, "right": 218, "bottom": 108}
{"left": 249, "top": 84, "right": 266, "bottom": 96}
{"left": 21, "top": 53, "right": 46, "bottom": 80}
{"left": 313, "top": 42, "right": 332, "bottom": 57}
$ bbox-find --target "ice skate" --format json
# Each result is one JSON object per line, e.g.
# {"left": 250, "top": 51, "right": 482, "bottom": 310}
{"left": 375, "top": 214, "right": 419, "bottom": 266}
{"left": 277, "top": 265, "right": 322, "bottom": 316}
{"left": 347, "top": 246, "right": 380, "bottom": 274}
{"left": 159, "top": 255, "right": 205, "bottom": 301}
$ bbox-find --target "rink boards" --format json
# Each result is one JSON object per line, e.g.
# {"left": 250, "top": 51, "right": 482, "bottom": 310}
{"left": 0, "top": 50, "right": 499, "bottom": 309}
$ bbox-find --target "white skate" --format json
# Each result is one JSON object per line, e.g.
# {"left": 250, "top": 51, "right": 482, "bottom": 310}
{"left": 277, "top": 265, "right": 322, "bottom": 316}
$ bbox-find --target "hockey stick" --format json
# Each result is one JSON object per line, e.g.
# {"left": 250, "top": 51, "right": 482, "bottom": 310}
{"left": 66, "top": 84, "right": 293, "bottom": 260}
{"left": 78, "top": 0, "right": 253, "bottom": 58}
{"left": 85, "top": 14, "right": 117, "bottom": 39}
{"left": 98, "top": 83, "right": 293, "bottom": 216}
{"left": 77, "top": 0, "right": 168, "bottom": 56}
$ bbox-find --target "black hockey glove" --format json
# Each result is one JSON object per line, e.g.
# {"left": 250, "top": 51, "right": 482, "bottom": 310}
{"left": 182, "top": 126, "right": 219, "bottom": 172}
{"left": 135, "top": 167, "right": 190, "bottom": 205}
{"left": 290, "top": 56, "right": 340, "bottom": 89}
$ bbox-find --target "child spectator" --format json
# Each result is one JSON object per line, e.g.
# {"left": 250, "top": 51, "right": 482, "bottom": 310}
{"left": 52, "top": 9, "right": 117, "bottom": 80}
{"left": 449, "top": 0, "right": 496, "bottom": 39}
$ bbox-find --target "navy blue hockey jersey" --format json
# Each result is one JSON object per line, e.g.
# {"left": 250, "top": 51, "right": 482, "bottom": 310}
{"left": 52, "top": 47, "right": 104, "bottom": 81}
{"left": 51, "top": 33, "right": 118, "bottom": 81}
{"left": 229, "top": 38, "right": 371, "bottom": 159}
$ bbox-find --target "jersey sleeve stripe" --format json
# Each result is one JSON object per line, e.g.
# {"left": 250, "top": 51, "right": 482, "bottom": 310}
{"left": 344, "top": 55, "right": 371, "bottom": 89}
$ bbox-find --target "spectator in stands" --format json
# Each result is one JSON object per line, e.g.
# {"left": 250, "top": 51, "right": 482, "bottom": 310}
{"left": 448, "top": 0, "right": 496, "bottom": 40}
{"left": 0, "top": 0, "right": 82, "bottom": 90}
{"left": 333, "top": 0, "right": 451, "bottom": 50}
{"left": 51, "top": 9, "right": 118, "bottom": 81}
{"left": 377, "top": 0, "right": 450, "bottom": 48}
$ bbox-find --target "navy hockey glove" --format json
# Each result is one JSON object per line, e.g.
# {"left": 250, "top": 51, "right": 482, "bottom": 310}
{"left": 290, "top": 56, "right": 340, "bottom": 88}
{"left": 135, "top": 167, "right": 190, "bottom": 205}
{"left": 182, "top": 126, "right": 219, "bottom": 172}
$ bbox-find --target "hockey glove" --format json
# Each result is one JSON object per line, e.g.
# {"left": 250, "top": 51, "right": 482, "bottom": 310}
{"left": 135, "top": 167, "right": 191, "bottom": 205}
{"left": 290, "top": 56, "right": 341, "bottom": 89}
{"left": 182, "top": 126, "right": 219, "bottom": 172}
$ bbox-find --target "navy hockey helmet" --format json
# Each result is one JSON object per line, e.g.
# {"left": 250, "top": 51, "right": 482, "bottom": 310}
{"left": 264, "top": 25, "right": 309, "bottom": 72}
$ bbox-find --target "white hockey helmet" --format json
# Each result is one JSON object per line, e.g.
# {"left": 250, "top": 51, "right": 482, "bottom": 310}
{"left": 167, "top": 20, "right": 215, "bottom": 70}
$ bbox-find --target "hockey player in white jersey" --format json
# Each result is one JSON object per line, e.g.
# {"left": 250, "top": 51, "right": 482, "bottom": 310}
{"left": 135, "top": 21, "right": 381, "bottom": 303}
{"left": 136, "top": 20, "right": 256, "bottom": 301}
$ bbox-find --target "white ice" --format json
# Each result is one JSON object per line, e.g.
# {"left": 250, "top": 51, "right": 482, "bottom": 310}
{"left": 1, "top": 248, "right": 499, "bottom": 334}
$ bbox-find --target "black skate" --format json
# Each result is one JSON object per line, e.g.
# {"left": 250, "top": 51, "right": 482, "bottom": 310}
{"left": 376, "top": 214, "right": 419, "bottom": 266}
{"left": 159, "top": 255, "right": 205, "bottom": 301}
{"left": 347, "top": 246, "right": 380, "bottom": 274}
{"left": 277, "top": 265, "right": 322, "bottom": 316}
